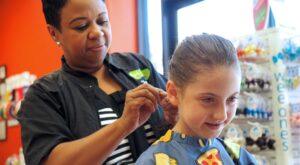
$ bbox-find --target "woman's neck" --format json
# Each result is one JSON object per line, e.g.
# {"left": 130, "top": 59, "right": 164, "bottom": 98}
{"left": 93, "top": 65, "right": 122, "bottom": 94}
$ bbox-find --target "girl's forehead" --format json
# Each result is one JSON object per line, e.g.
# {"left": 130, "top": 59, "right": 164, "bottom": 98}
{"left": 185, "top": 66, "right": 241, "bottom": 94}
{"left": 196, "top": 65, "right": 240, "bottom": 78}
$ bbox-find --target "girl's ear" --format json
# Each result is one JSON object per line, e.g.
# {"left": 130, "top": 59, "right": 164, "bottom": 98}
{"left": 166, "top": 80, "right": 179, "bottom": 106}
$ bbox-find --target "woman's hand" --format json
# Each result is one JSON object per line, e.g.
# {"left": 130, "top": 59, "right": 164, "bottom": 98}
{"left": 120, "top": 83, "right": 161, "bottom": 133}
{"left": 158, "top": 91, "right": 178, "bottom": 127}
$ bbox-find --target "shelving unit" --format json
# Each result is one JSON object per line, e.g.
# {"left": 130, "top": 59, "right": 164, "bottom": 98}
{"left": 230, "top": 27, "right": 299, "bottom": 165}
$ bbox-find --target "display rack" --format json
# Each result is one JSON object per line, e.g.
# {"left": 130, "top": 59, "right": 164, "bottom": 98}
{"left": 230, "top": 27, "right": 299, "bottom": 165}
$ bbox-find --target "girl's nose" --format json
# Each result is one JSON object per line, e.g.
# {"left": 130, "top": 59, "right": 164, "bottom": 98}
{"left": 213, "top": 104, "right": 227, "bottom": 121}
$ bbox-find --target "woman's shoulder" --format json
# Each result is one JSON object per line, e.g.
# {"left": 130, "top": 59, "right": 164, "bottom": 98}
{"left": 110, "top": 52, "right": 147, "bottom": 59}
{"left": 109, "top": 52, "right": 152, "bottom": 68}
{"left": 29, "top": 70, "right": 64, "bottom": 92}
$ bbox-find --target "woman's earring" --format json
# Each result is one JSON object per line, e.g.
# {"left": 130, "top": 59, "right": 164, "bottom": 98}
{"left": 100, "top": 31, "right": 104, "bottom": 36}
{"left": 56, "top": 41, "right": 61, "bottom": 46}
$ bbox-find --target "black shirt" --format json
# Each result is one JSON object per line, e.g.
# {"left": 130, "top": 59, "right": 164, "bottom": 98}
{"left": 101, "top": 90, "right": 156, "bottom": 164}
{"left": 17, "top": 53, "right": 168, "bottom": 165}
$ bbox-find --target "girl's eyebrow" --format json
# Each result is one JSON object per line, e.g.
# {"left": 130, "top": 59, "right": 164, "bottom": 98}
{"left": 196, "top": 91, "right": 240, "bottom": 98}
{"left": 231, "top": 92, "right": 240, "bottom": 96}
{"left": 196, "top": 93, "right": 217, "bottom": 97}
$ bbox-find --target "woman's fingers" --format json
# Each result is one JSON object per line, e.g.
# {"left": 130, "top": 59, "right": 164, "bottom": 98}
{"left": 158, "top": 90, "right": 167, "bottom": 102}
{"left": 125, "top": 95, "right": 156, "bottom": 113}
{"left": 158, "top": 90, "right": 179, "bottom": 126}
{"left": 127, "top": 87, "right": 158, "bottom": 106}
{"left": 121, "top": 84, "right": 162, "bottom": 131}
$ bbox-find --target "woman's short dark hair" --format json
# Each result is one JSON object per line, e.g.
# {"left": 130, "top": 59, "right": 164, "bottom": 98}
{"left": 41, "top": 0, "right": 105, "bottom": 30}
{"left": 169, "top": 33, "right": 239, "bottom": 89}
{"left": 41, "top": 0, "right": 68, "bottom": 30}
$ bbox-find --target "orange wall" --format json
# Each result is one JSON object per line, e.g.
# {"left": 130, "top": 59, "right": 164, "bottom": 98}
{"left": 107, "top": 0, "right": 138, "bottom": 53}
{"left": 0, "top": 0, "right": 137, "bottom": 164}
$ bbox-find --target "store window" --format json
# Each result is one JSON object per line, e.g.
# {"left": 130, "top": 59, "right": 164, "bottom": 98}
{"left": 137, "top": 0, "right": 163, "bottom": 74}
{"left": 160, "top": 0, "right": 202, "bottom": 76}
{"left": 271, "top": 0, "right": 300, "bottom": 32}
{"left": 176, "top": 0, "right": 300, "bottom": 43}
{"left": 177, "top": 0, "right": 256, "bottom": 42}
{"left": 143, "top": 0, "right": 300, "bottom": 75}
{"left": 147, "top": 0, "right": 163, "bottom": 74}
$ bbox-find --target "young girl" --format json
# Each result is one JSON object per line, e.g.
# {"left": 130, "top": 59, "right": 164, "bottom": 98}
{"left": 136, "top": 34, "right": 257, "bottom": 165}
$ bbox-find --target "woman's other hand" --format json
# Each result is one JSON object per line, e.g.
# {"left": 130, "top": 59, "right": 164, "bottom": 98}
{"left": 158, "top": 90, "right": 178, "bottom": 126}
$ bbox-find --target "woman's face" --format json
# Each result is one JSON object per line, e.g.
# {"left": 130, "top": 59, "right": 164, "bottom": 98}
{"left": 51, "top": 0, "right": 112, "bottom": 73}
{"left": 170, "top": 66, "right": 241, "bottom": 139}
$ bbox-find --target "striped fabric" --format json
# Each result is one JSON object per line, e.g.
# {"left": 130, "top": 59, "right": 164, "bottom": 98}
{"left": 98, "top": 108, "right": 155, "bottom": 165}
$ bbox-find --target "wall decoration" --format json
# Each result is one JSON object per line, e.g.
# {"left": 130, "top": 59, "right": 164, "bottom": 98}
{"left": 0, "top": 120, "right": 7, "bottom": 141}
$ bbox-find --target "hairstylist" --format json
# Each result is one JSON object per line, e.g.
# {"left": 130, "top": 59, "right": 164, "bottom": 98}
{"left": 17, "top": 0, "right": 177, "bottom": 165}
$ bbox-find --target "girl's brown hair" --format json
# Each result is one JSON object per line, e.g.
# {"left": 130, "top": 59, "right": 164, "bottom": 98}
{"left": 169, "top": 33, "right": 240, "bottom": 89}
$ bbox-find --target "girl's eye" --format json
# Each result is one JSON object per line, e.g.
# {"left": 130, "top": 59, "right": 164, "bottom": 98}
{"left": 201, "top": 97, "right": 215, "bottom": 104}
{"left": 227, "top": 96, "right": 239, "bottom": 103}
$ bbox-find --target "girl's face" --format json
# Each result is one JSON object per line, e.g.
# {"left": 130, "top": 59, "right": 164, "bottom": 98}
{"left": 49, "top": 0, "right": 112, "bottom": 73}
{"left": 168, "top": 66, "right": 241, "bottom": 139}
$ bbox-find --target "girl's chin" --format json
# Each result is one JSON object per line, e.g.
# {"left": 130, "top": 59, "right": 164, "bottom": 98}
{"left": 184, "top": 131, "right": 221, "bottom": 139}
{"left": 197, "top": 130, "right": 223, "bottom": 139}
